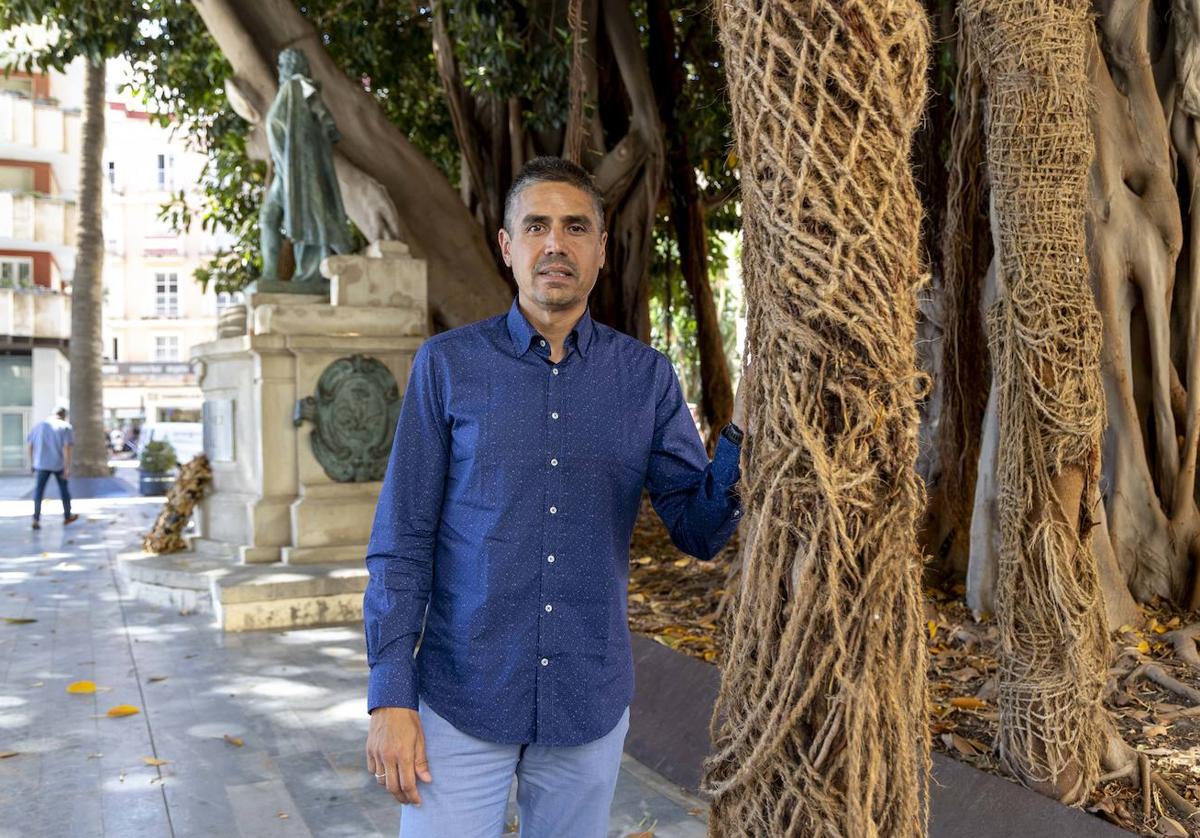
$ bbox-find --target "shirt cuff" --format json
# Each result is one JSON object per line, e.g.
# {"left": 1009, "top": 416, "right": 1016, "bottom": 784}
{"left": 711, "top": 433, "right": 742, "bottom": 489}
{"left": 366, "top": 654, "right": 419, "bottom": 714}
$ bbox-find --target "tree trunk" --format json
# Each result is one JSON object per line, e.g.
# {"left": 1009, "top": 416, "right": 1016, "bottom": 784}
{"left": 426, "top": 0, "right": 663, "bottom": 339}
{"left": 647, "top": 0, "right": 734, "bottom": 451}
{"left": 919, "top": 19, "right": 993, "bottom": 582}
{"left": 68, "top": 58, "right": 108, "bottom": 478}
{"left": 192, "top": 0, "right": 511, "bottom": 330}
{"left": 962, "top": 0, "right": 1109, "bottom": 804}
{"left": 961, "top": 0, "right": 1200, "bottom": 620}
{"left": 704, "top": 0, "right": 931, "bottom": 833}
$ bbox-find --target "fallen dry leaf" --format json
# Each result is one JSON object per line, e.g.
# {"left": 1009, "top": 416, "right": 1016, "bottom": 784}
{"left": 106, "top": 705, "right": 140, "bottom": 718}
{"left": 3, "top": 617, "right": 36, "bottom": 625}
{"left": 147, "top": 676, "right": 168, "bottom": 683}
{"left": 67, "top": 680, "right": 97, "bottom": 694}
{"left": 276, "top": 812, "right": 288, "bottom": 820}
{"left": 142, "top": 756, "right": 170, "bottom": 766}
{"left": 1156, "top": 815, "right": 1189, "bottom": 837}
{"left": 949, "top": 697, "right": 988, "bottom": 711}
{"left": 0, "top": 751, "right": 19, "bottom": 759}
{"left": 942, "top": 732, "right": 988, "bottom": 757}
{"left": 223, "top": 734, "right": 244, "bottom": 747}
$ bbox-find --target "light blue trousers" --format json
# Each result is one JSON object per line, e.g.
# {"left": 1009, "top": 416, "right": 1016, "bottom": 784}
{"left": 397, "top": 698, "right": 630, "bottom": 838}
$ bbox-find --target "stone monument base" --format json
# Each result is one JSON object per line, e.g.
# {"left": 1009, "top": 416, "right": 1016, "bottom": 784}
{"left": 118, "top": 241, "right": 427, "bottom": 631}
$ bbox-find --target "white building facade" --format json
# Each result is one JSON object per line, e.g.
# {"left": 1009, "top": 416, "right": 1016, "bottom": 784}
{"left": 100, "top": 83, "right": 233, "bottom": 428}
{"left": 0, "top": 63, "right": 78, "bottom": 472}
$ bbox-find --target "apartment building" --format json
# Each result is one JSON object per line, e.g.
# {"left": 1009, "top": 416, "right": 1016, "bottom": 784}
{"left": 0, "top": 48, "right": 232, "bottom": 473}
{"left": 0, "top": 63, "right": 78, "bottom": 473}
{"left": 99, "top": 84, "right": 233, "bottom": 427}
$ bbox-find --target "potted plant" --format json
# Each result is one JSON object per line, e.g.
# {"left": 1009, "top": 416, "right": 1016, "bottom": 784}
{"left": 138, "top": 440, "right": 177, "bottom": 496}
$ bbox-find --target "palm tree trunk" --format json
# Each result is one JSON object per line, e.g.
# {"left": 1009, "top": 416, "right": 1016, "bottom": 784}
{"left": 68, "top": 58, "right": 108, "bottom": 478}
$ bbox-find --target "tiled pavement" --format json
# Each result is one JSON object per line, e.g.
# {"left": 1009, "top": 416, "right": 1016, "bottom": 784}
{"left": 0, "top": 479, "right": 707, "bottom": 837}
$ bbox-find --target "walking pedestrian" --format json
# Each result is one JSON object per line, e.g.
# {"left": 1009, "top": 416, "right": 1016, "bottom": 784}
{"left": 27, "top": 406, "right": 79, "bottom": 531}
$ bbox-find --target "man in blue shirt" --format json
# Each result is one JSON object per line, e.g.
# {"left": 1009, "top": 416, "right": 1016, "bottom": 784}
{"left": 363, "top": 157, "right": 745, "bottom": 837}
{"left": 27, "top": 406, "right": 79, "bottom": 531}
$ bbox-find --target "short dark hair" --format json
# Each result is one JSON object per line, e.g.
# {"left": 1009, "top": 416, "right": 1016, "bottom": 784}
{"left": 55, "top": 407, "right": 67, "bottom": 418}
{"left": 503, "top": 156, "right": 605, "bottom": 233}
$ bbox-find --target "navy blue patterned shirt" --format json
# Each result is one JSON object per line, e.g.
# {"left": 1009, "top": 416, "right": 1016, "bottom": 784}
{"left": 363, "top": 298, "right": 743, "bottom": 746}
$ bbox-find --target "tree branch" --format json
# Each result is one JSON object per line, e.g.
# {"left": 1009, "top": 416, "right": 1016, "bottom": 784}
{"left": 431, "top": 0, "right": 487, "bottom": 208}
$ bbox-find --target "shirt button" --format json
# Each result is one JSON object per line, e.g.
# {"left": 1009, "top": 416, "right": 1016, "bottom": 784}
{"left": 539, "top": 339, "right": 546, "bottom": 347}
{"left": 544, "top": 604, "right": 553, "bottom": 612}
{"left": 547, "top": 555, "right": 555, "bottom": 563}
{"left": 550, "top": 458, "right": 558, "bottom": 466}
{"left": 549, "top": 506, "right": 557, "bottom": 514}
{"left": 541, "top": 658, "right": 549, "bottom": 666}
{"left": 551, "top": 412, "right": 559, "bottom": 420}
{"left": 552, "top": 367, "right": 559, "bottom": 375}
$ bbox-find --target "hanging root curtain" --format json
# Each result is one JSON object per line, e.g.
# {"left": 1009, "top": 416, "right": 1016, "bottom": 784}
{"left": 703, "top": 1, "right": 931, "bottom": 835}
{"left": 961, "top": 0, "right": 1109, "bottom": 805}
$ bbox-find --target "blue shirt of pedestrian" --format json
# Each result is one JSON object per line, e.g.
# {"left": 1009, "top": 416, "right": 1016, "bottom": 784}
{"left": 27, "top": 418, "right": 74, "bottom": 472}
{"left": 363, "top": 298, "right": 743, "bottom": 746}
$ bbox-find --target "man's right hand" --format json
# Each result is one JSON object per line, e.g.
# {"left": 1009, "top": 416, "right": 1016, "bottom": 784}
{"left": 366, "top": 707, "right": 432, "bottom": 805}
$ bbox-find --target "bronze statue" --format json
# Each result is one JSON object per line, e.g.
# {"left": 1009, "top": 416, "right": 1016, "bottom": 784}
{"left": 259, "top": 48, "right": 352, "bottom": 289}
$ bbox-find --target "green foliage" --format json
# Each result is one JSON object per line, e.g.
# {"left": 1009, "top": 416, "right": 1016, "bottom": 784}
{"left": 5, "top": 0, "right": 745, "bottom": 378}
{"left": 445, "top": 1, "right": 573, "bottom": 134}
{"left": 649, "top": 230, "right": 743, "bottom": 406}
{"left": 126, "top": 3, "right": 265, "bottom": 293}
{"left": 0, "top": 1, "right": 143, "bottom": 66}
{"left": 139, "top": 439, "right": 176, "bottom": 473}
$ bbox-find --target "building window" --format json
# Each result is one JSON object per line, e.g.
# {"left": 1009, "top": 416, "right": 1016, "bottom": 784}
{"left": 156, "top": 153, "right": 174, "bottom": 191}
{"left": 0, "top": 78, "right": 33, "bottom": 98}
{"left": 0, "top": 257, "right": 32, "bottom": 288}
{"left": 154, "top": 335, "right": 180, "bottom": 362}
{"left": 111, "top": 337, "right": 119, "bottom": 361}
{"left": 106, "top": 161, "right": 116, "bottom": 187}
{"left": 216, "top": 291, "right": 244, "bottom": 314}
{"left": 0, "top": 165, "right": 34, "bottom": 192}
{"left": 154, "top": 271, "right": 178, "bottom": 317}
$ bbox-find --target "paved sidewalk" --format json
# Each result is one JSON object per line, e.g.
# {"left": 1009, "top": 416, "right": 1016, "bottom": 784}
{"left": 0, "top": 488, "right": 708, "bottom": 837}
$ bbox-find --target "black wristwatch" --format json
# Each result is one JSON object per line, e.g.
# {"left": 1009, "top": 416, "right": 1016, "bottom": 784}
{"left": 721, "top": 422, "right": 744, "bottom": 446}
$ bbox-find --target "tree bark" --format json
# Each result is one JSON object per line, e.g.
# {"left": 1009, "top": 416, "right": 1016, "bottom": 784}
{"left": 192, "top": 0, "right": 511, "bottom": 330}
{"left": 964, "top": 0, "right": 1112, "bottom": 803}
{"left": 962, "top": 0, "right": 1200, "bottom": 619}
{"left": 920, "top": 19, "right": 993, "bottom": 582}
{"left": 588, "top": 0, "right": 664, "bottom": 342}
{"left": 646, "top": 0, "right": 734, "bottom": 451}
{"left": 68, "top": 58, "right": 108, "bottom": 478}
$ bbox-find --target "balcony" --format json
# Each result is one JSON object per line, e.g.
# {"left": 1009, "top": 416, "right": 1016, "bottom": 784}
{"left": 0, "top": 191, "right": 76, "bottom": 248}
{"left": 0, "top": 286, "right": 69, "bottom": 341}
{"left": 142, "top": 234, "right": 183, "bottom": 258}
{"left": 0, "top": 92, "right": 80, "bottom": 156}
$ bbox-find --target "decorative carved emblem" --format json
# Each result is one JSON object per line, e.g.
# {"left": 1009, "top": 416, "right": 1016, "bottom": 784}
{"left": 293, "top": 354, "right": 400, "bottom": 482}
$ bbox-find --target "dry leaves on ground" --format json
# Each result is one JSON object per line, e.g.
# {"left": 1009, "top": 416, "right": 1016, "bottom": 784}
{"left": 626, "top": 497, "right": 1200, "bottom": 838}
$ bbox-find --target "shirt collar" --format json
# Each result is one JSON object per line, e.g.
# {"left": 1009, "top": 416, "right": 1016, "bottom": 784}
{"left": 505, "top": 298, "right": 594, "bottom": 359}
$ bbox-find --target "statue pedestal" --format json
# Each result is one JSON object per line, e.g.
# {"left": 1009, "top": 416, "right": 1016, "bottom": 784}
{"left": 119, "top": 241, "right": 429, "bottom": 630}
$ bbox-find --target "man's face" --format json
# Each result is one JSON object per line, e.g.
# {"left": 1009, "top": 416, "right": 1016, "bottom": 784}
{"left": 498, "top": 181, "right": 607, "bottom": 312}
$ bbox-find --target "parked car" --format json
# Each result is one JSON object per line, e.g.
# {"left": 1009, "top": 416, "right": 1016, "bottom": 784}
{"left": 138, "top": 422, "right": 203, "bottom": 464}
